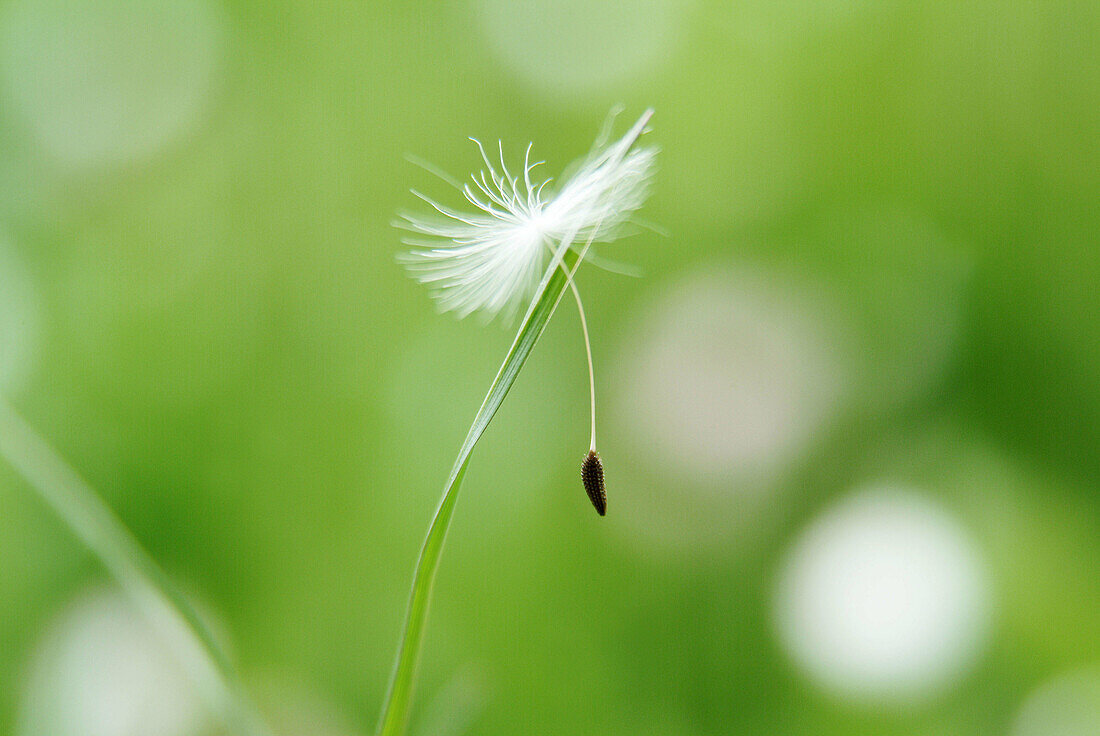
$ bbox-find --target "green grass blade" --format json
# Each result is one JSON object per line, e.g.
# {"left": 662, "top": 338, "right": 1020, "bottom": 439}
{"left": 375, "top": 244, "right": 582, "bottom": 736}
{"left": 0, "top": 401, "right": 274, "bottom": 736}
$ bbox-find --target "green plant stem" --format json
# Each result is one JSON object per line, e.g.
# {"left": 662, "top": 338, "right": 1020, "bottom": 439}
{"left": 375, "top": 241, "right": 584, "bottom": 736}
{"left": 0, "top": 401, "right": 274, "bottom": 736}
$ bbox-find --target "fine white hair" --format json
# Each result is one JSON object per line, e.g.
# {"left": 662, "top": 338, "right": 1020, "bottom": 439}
{"left": 398, "top": 109, "right": 656, "bottom": 323}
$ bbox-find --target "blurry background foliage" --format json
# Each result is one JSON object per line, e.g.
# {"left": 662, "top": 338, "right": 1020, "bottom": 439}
{"left": 0, "top": 0, "right": 1098, "bottom": 735}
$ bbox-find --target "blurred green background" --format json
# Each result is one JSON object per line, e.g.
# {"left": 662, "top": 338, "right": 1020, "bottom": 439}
{"left": 1, "top": 0, "right": 1099, "bottom": 734}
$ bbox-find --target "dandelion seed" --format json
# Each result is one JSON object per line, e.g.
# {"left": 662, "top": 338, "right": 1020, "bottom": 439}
{"left": 398, "top": 109, "right": 657, "bottom": 516}
{"left": 581, "top": 449, "right": 606, "bottom": 516}
{"left": 397, "top": 109, "right": 656, "bottom": 322}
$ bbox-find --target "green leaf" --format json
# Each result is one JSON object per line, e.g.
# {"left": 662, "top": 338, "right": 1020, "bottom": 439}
{"left": 374, "top": 244, "right": 582, "bottom": 736}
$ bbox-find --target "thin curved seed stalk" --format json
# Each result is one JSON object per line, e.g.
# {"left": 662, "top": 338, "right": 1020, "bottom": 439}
{"left": 0, "top": 401, "right": 274, "bottom": 736}
{"left": 375, "top": 234, "right": 586, "bottom": 736}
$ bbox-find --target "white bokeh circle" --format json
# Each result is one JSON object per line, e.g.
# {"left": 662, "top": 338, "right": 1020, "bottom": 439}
{"left": 1010, "top": 666, "right": 1100, "bottom": 736}
{"left": 604, "top": 266, "right": 844, "bottom": 556}
{"left": 476, "top": 0, "right": 683, "bottom": 100}
{"left": 613, "top": 267, "right": 843, "bottom": 487}
{"left": 0, "top": 0, "right": 224, "bottom": 167}
{"left": 18, "top": 588, "right": 212, "bottom": 736}
{"left": 773, "top": 485, "right": 992, "bottom": 702}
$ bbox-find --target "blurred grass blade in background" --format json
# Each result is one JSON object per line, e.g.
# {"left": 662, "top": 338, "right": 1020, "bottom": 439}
{"left": 0, "top": 401, "right": 273, "bottom": 736}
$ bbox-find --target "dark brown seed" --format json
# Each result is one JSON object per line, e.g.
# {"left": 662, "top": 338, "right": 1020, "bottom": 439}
{"left": 581, "top": 449, "right": 606, "bottom": 516}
